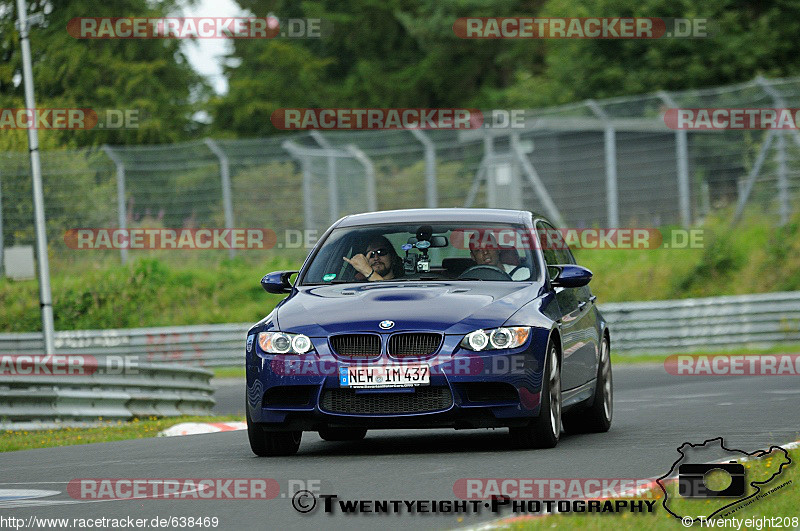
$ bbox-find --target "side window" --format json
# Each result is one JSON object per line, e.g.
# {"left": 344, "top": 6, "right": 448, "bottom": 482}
{"left": 555, "top": 243, "right": 576, "bottom": 266}
{"left": 536, "top": 221, "right": 559, "bottom": 267}
{"left": 537, "top": 221, "right": 576, "bottom": 265}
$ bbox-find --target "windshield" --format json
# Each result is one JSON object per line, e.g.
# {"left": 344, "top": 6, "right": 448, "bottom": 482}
{"left": 301, "top": 222, "right": 540, "bottom": 285}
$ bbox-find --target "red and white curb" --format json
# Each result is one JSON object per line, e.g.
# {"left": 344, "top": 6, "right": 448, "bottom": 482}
{"left": 462, "top": 439, "right": 800, "bottom": 530}
{"left": 158, "top": 422, "right": 246, "bottom": 437}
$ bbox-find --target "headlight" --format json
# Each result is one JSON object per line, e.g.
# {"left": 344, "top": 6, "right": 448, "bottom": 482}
{"left": 257, "top": 332, "right": 313, "bottom": 354}
{"left": 463, "top": 330, "right": 489, "bottom": 351}
{"left": 460, "top": 327, "right": 530, "bottom": 351}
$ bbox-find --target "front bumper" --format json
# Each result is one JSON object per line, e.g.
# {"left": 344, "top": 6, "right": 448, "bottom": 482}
{"left": 246, "top": 328, "right": 550, "bottom": 430}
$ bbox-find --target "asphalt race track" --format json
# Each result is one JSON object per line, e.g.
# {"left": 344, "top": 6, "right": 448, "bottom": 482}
{"left": 2, "top": 364, "right": 798, "bottom": 530}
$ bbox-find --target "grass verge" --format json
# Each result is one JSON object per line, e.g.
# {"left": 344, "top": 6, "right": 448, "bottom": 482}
{"left": 0, "top": 415, "right": 243, "bottom": 453}
{"left": 211, "top": 366, "right": 246, "bottom": 379}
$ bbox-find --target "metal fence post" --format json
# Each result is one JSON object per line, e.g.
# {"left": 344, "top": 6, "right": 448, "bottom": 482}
{"left": 510, "top": 133, "right": 565, "bottom": 226}
{"left": 483, "top": 132, "right": 496, "bottom": 207}
{"left": 658, "top": 91, "right": 691, "bottom": 227}
{"left": 102, "top": 145, "right": 128, "bottom": 264}
{"left": 410, "top": 129, "right": 437, "bottom": 208}
{"left": 587, "top": 100, "right": 619, "bottom": 227}
{"left": 300, "top": 156, "right": 314, "bottom": 233}
{"left": 776, "top": 131, "right": 789, "bottom": 226}
{"left": 733, "top": 130, "right": 776, "bottom": 224}
{"left": 345, "top": 145, "right": 377, "bottom": 212}
{"left": 282, "top": 141, "right": 315, "bottom": 234}
{"left": 464, "top": 162, "right": 486, "bottom": 208}
{"left": 757, "top": 77, "right": 791, "bottom": 225}
{"left": 17, "top": 0, "right": 55, "bottom": 354}
{"left": 204, "top": 138, "right": 236, "bottom": 259}
{"left": 310, "top": 131, "right": 339, "bottom": 224}
{"left": 0, "top": 169, "right": 4, "bottom": 276}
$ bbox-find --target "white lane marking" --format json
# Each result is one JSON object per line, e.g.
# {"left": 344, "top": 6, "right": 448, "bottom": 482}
{"left": 0, "top": 490, "right": 60, "bottom": 501}
{"left": 673, "top": 393, "right": 731, "bottom": 399}
{"left": 616, "top": 392, "right": 734, "bottom": 405}
{"left": 0, "top": 481, "right": 208, "bottom": 509}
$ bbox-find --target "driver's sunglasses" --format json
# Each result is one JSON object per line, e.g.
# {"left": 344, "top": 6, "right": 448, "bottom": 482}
{"left": 367, "top": 248, "right": 390, "bottom": 259}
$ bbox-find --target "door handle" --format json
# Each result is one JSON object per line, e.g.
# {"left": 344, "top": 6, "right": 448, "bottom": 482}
{"left": 578, "top": 301, "right": 587, "bottom": 310}
{"left": 589, "top": 295, "right": 597, "bottom": 303}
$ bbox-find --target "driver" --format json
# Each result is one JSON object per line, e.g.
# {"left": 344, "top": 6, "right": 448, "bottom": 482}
{"left": 343, "top": 235, "right": 404, "bottom": 281}
{"left": 469, "top": 234, "right": 530, "bottom": 281}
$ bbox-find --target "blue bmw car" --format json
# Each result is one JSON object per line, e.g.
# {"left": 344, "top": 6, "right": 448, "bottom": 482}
{"left": 246, "top": 209, "right": 612, "bottom": 456}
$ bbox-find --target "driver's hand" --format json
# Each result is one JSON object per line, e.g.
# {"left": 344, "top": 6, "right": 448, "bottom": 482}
{"left": 343, "top": 254, "right": 372, "bottom": 277}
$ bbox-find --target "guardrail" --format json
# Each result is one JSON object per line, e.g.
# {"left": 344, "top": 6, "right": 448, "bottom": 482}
{"left": 0, "top": 323, "right": 248, "bottom": 366}
{"left": 601, "top": 291, "right": 800, "bottom": 352}
{"left": 1, "top": 292, "right": 799, "bottom": 364}
{"left": 0, "top": 359, "right": 215, "bottom": 428}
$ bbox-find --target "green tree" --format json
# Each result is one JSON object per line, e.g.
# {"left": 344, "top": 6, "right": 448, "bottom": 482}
{"left": 499, "top": 0, "right": 800, "bottom": 107}
{"left": 0, "top": 0, "right": 210, "bottom": 149}
{"left": 212, "top": 0, "right": 546, "bottom": 136}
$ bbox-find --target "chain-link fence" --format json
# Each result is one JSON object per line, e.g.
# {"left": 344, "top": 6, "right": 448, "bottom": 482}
{"left": 2, "top": 76, "right": 800, "bottom": 273}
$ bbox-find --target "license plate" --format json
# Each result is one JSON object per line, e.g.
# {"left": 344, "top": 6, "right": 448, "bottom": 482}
{"left": 339, "top": 365, "right": 430, "bottom": 388}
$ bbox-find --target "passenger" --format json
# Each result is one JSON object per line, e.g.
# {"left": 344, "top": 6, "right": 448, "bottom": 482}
{"left": 469, "top": 235, "right": 530, "bottom": 280}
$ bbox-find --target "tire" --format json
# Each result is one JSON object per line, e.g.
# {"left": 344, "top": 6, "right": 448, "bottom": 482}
{"left": 318, "top": 427, "right": 368, "bottom": 441}
{"left": 563, "top": 335, "right": 613, "bottom": 434}
{"left": 246, "top": 408, "right": 302, "bottom": 457}
{"left": 509, "top": 341, "right": 561, "bottom": 449}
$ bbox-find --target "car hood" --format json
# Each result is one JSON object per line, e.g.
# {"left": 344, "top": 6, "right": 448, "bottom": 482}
{"left": 276, "top": 281, "right": 542, "bottom": 336}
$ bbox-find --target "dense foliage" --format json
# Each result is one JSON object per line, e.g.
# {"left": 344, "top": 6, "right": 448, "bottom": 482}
{"left": 2, "top": 0, "right": 799, "bottom": 145}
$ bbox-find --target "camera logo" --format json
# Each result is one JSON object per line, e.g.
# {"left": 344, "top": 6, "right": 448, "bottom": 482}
{"left": 678, "top": 462, "right": 745, "bottom": 498}
{"left": 657, "top": 437, "right": 792, "bottom": 523}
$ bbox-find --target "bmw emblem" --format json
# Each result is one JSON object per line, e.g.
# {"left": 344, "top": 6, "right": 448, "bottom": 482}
{"left": 379, "top": 320, "right": 395, "bottom": 330}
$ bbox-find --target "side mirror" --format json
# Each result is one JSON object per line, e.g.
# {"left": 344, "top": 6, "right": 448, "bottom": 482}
{"left": 549, "top": 265, "right": 592, "bottom": 288}
{"left": 261, "top": 271, "right": 298, "bottom": 294}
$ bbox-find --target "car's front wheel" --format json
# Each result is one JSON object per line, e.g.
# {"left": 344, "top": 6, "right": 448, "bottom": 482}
{"left": 318, "top": 428, "right": 368, "bottom": 441}
{"left": 509, "top": 341, "right": 561, "bottom": 449}
{"left": 563, "top": 335, "right": 613, "bottom": 434}
{"left": 247, "top": 408, "right": 302, "bottom": 456}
